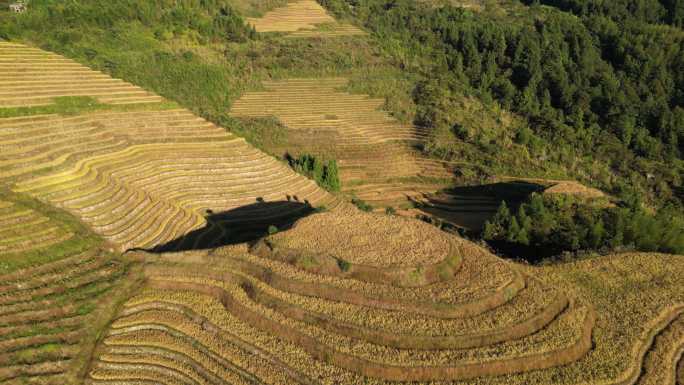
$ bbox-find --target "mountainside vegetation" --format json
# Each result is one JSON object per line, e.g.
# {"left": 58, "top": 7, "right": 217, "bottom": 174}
{"left": 484, "top": 194, "right": 684, "bottom": 261}
{"left": 531, "top": 0, "right": 684, "bottom": 26}
{"left": 322, "top": 0, "right": 684, "bottom": 207}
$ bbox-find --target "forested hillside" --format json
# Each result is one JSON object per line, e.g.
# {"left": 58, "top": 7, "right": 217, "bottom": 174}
{"left": 531, "top": 0, "right": 684, "bottom": 26}
{"left": 323, "top": 0, "right": 684, "bottom": 207}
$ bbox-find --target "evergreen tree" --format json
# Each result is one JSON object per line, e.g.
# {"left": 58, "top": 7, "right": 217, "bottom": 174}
{"left": 493, "top": 201, "right": 511, "bottom": 225}
{"left": 482, "top": 220, "right": 500, "bottom": 240}
{"left": 517, "top": 205, "right": 532, "bottom": 232}
{"left": 589, "top": 218, "right": 605, "bottom": 248}
{"left": 313, "top": 158, "right": 324, "bottom": 185}
{"left": 517, "top": 227, "right": 531, "bottom": 245}
{"left": 324, "top": 160, "right": 341, "bottom": 192}
{"left": 507, "top": 216, "right": 521, "bottom": 243}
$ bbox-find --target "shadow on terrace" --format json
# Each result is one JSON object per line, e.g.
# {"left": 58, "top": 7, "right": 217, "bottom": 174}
{"left": 414, "top": 181, "right": 545, "bottom": 233}
{"left": 137, "top": 198, "right": 316, "bottom": 253}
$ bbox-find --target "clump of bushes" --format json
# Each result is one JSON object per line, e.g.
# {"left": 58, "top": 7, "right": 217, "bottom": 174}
{"left": 287, "top": 153, "right": 341, "bottom": 192}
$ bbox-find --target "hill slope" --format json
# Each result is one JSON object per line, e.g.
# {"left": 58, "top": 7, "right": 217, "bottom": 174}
{"left": 88, "top": 207, "right": 684, "bottom": 385}
{"left": 229, "top": 77, "right": 455, "bottom": 208}
{"left": 0, "top": 41, "right": 337, "bottom": 252}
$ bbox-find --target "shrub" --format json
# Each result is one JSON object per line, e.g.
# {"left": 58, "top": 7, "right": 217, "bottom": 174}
{"left": 336, "top": 258, "right": 351, "bottom": 272}
{"left": 352, "top": 197, "right": 373, "bottom": 212}
{"left": 267, "top": 225, "right": 279, "bottom": 235}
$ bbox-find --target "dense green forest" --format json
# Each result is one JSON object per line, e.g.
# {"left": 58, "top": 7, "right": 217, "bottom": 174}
{"left": 323, "top": 0, "right": 684, "bottom": 208}
{"left": 2, "top": 0, "right": 683, "bottom": 260}
{"left": 529, "top": 0, "right": 684, "bottom": 26}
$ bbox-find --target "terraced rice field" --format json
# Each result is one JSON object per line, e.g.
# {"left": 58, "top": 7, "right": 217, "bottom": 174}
{"left": 0, "top": 42, "right": 337, "bottom": 252}
{"left": 265, "top": 205, "right": 455, "bottom": 268}
{"left": 229, "top": 78, "right": 515, "bottom": 229}
{"left": 532, "top": 253, "right": 684, "bottom": 385}
{"left": 88, "top": 234, "right": 684, "bottom": 384}
{"left": 411, "top": 189, "right": 503, "bottom": 230}
{"left": 0, "top": 167, "right": 121, "bottom": 384}
{"left": 0, "top": 189, "right": 129, "bottom": 384}
{"left": 0, "top": 44, "right": 162, "bottom": 107}
{"left": 246, "top": 0, "right": 366, "bottom": 38}
{"left": 230, "top": 78, "right": 455, "bottom": 209}
{"left": 85, "top": 206, "right": 602, "bottom": 384}
{"left": 0, "top": 242, "right": 128, "bottom": 384}
{"left": 637, "top": 308, "right": 684, "bottom": 385}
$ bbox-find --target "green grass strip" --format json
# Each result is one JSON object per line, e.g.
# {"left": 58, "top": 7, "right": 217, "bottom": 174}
{"left": 0, "top": 96, "right": 180, "bottom": 119}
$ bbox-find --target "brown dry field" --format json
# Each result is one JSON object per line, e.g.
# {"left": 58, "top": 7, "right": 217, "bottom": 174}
{"left": 88, "top": 243, "right": 684, "bottom": 384}
{"left": 229, "top": 77, "right": 457, "bottom": 215}
{"left": 89, "top": 205, "right": 684, "bottom": 384}
{"left": 245, "top": 0, "right": 365, "bottom": 37}
{"left": 266, "top": 204, "right": 453, "bottom": 267}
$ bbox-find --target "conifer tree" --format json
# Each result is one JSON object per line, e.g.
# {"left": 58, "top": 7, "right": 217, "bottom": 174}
{"left": 517, "top": 226, "right": 530, "bottom": 245}
{"left": 324, "top": 160, "right": 341, "bottom": 192}
{"left": 589, "top": 218, "right": 605, "bottom": 249}
{"left": 507, "top": 216, "right": 520, "bottom": 243}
